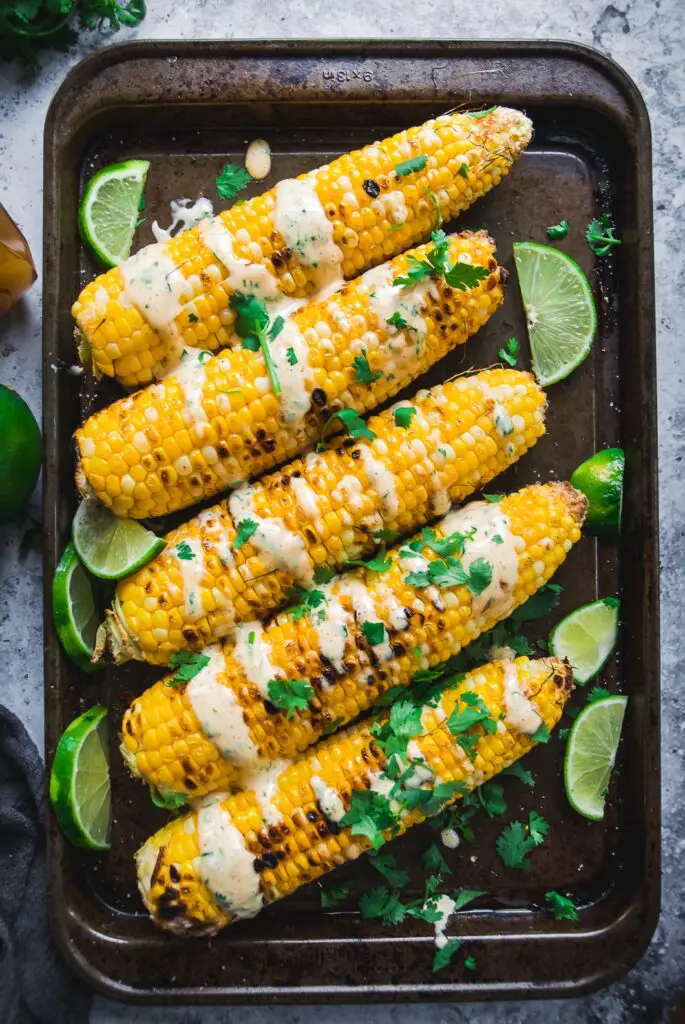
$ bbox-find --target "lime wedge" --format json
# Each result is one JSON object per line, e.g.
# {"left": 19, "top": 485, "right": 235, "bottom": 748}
{"left": 513, "top": 242, "right": 597, "bottom": 386}
{"left": 550, "top": 597, "right": 619, "bottom": 685}
{"left": 52, "top": 543, "right": 101, "bottom": 672}
{"left": 72, "top": 498, "right": 165, "bottom": 580}
{"left": 50, "top": 705, "right": 111, "bottom": 850}
{"left": 564, "top": 695, "right": 627, "bottom": 820}
{"left": 78, "top": 159, "right": 150, "bottom": 268}
{"left": 571, "top": 448, "right": 624, "bottom": 539}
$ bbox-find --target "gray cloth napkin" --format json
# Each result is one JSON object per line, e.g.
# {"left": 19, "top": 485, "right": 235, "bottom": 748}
{"left": 0, "top": 705, "right": 91, "bottom": 1024}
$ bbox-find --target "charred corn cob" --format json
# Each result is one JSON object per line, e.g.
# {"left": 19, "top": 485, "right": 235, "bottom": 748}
{"left": 109, "top": 368, "right": 546, "bottom": 665}
{"left": 73, "top": 108, "right": 532, "bottom": 388}
{"left": 121, "top": 482, "right": 586, "bottom": 798}
{"left": 75, "top": 231, "right": 506, "bottom": 519}
{"left": 136, "top": 655, "right": 573, "bottom": 935}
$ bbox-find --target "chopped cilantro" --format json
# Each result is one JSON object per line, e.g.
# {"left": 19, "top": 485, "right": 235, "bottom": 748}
{"left": 248, "top": 631, "right": 255, "bottom": 645}
{"left": 340, "top": 790, "right": 397, "bottom": 848}
{"left": 394, "top": 405, "right": 416, "bottom": 429}
{"left": 362, "top": 620, "right": 387, "bottom": 646}
{"left": 359, "top": 886, "right": 407, "bottom": 925}
{"left": 320, "top": 408, "right": 376, "bottom": 447}
{"left": 464, "top": 955, "right": 477, "bottom": 971}
{"left": 149, "top": 788, "right": 188, "bottom": 811}
{"left": 395, "top": 155, "right": 428, "bottom": 177}
{"left": 468, "top": 106, "right": 497, "bottom": 119}
{"left": 233, "top": 518, "right": 258, "bottom": 550}
{"left": 313, "top": 565, "right": 336, "bottom": 585}
{"left": 188, "top": 312, "right": 199, "bottom": 323}
{"left": 393, "top": 229, "right": 488, "bottom": 292}
{"left": 321, "top": 884, "right": 350, "bottom": 908}
{"left": 373, "top": 698, "right": 424, "bottom": 759}
{"left": 266, "top": 678, "right": 315, "bottom": 718}
{"left": 450, "top": 888, "right": 484, "bottom": 912}
{"left": 230, "top": 292, "right": 282, "bottom": 395}
{"left": 432, "top": 938, "right": 463, "bottom": 972}
{"left": 420, "top": 526, "right": 474, "bottom": 558}
{"left": 174, "top": 540, "right": 195, "bottom": 561}
{"left": 545, "top": 890, "right": 578, "bottom": 921}
{"left": 166, "top": 651, "right": 210, "bottom": 687}
{"left": 586, "top": 213, "right": 622, "bottom": 257}
{"left": 286, "top": 347, "right": 298, "bottom": 366}
{"left": 508, "top": 583, "right": 562, "bottom": 628}
{"left": 425, "top": 188, "right": 443, "bottom": 227}
{"left": 474, "top": 780, "right": 507, "bottom": 818}
{"left": 405, "top": 554, "right": 492, "bottom": 595}
{"left": 346, "top": 547, "right": 392, "bottom": 573}
{"left": 502, "top": 762, "right": 536, "bottom": 787}
{"left": 399, "top": 781, "right": 466, "bottom": 818}
{"left": 443, "top": 261, "right": 490, "bottom": 290}
{"left": 528, "top": 811, "right": 550, "bottom": 845}
{"left": 420, "top": 842, "right": 452, "bottom": 877}
{"left": 216, "top": 162, "right": 253, "bottom": 200}
{"left": 368, "top": 851, "right": 410, "bottom": 888}
{"left": 546, "top": 219, "right": 569, "bottom": 241}
{"left": 496, "top": 812, "right": 549, "bottom": 870}
{"left": 458, "top": 162, "right": 470, "bottom": 179}
{"left": 387, "top": 311, "right": 409, "bottom": 330}
{"left": 287, "top": 586, "right": 326, "bottom": 621}
{"left": 482, "top": 493, "right": 504, "bottom": 503}
{"left": 587, "top": 686, "right": 612, "bottom": 704}
{"left": 353, "top": 350, "right": 383, "bottom": 384}
{"left": 530, "top": 723, "right": 551, "bottom": 744}
{"left": 498, "top": 336, "right": 519, "bottom": 367}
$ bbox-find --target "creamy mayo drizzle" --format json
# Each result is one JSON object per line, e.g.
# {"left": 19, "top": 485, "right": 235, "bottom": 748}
{"left": 310, "top": 775, "right": 346, "bottom": 822}
{"left": 374, "top": 584, "right": 410, "bottom": 632}
{"left": 169, "top": 347, "right": 213, "bottom": 436}
{"left": 361, "top": 262, "right": 433, "bottom": 341}
{"left": 186, "top": 647, "right": 258, "bottom": 766}
{"left": 313, "top": 576, "right": 404, "bottom": 673}
{"left": 151, "top": 197, "right": 214, "bottom": 243}
{"left": 381, "top": 190, "right": 408, "bottom": 224}
{"left": 200, "top": 218, "right": 282, "bottom": 304}
{"left": 331, "top": 474, "right": 364, "bottom": 512}
{"left": 240, "top": 759, "right": 289, "bottom": 827}
{"left": 441, "top": 828, "right": 460, "bottom": 849}
{"left": 268, "top": 319, "right": 312, "bottom": 423}
{"left": 173, "top": 536, "right": 205, "bottom": 620}
{"left": 233, "top": 621, "right": 279, "bottom": 698}
{"left": 274, "top": 178, "right": 343, "bottom": 290}
{"left": 121, "top": 244, "right": 187, "bottom": 364}
{"left": 359, "top": 447, "right": 399, "bottom": 519}
{"left": 502, "top": 661, "right": 542, "bottom": 735}
{"left": 136, "top": 837, "right": 159, "bottom": 899}
{"left": 289, "top": 476, "right": 320, "bottom": 519}
{"left": 438, "top": 501, "right": 520, "bottom": 617}
{"left": 196, "top": 508, "right": 234, "bottom": 568}
{"left": 229, "top": 483, "right": 313, "bottom": 585}
{"left": 245, "top": 139, "right": 271, "bottom": 180}
{"left": 433, "top": 894, "right": 456, "bottom": 949}
{"left": 196, "top": 795, "right": 263, "bottom": 920}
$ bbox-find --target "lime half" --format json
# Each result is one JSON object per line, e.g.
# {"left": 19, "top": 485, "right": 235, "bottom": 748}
{"left": 0, "top": 384, "right": 41, "bottom": 524}
{"left": 50, "top": 705, "right": 111, "bottom": 850}
{"left": 550, "top": 597, "right": 619, "bottom": 685}
{"left": 513, "top": 242, "right": 597, "bottom": 386}
{"left": 52, "top": 543, "right": 101, "bottom": 672}
{"left": 79, "top": 159, "right": 150, "bottom": 267}
{"left": 564, "top": 695, "right": 627, "bottom": 820}
{"left": 571, "top": 448, "right": 624, "bottom": 539}
{"left": 72, "top": 498, "right": 165, "bottom": 580}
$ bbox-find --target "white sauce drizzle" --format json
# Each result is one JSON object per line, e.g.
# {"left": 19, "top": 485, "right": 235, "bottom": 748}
{"left": 151, "top": 197, "right": 214, "bottom": 243}
{"left": 359, "top": 447, "right": 399, "bottom": 519}
{"left": 186, "top": 647, "right": 258, "bottom": 766}
{"left": 361, "top": 262, "right": 434, "bottom": 342}
{"left": 313, "top": 576, "right": 404, "bottom": 673}
{"left": 381, "top": 190, "right": 408, "bottom": 225}
{"left": 233, "top": 621, "right": 279, "bottom": 698}
{"left": 240, "top": 759, "right": 289, "bottom": 827}
{"left": 437, "top": 501, "right": 520, "bottom": 617}
{"left": 289, "top": 476, "right": 320, "bottom": 519}
{"left": 200, "top": 218, "right": 282, "bottom": 304}
{"left": 169, "top": 347, "right": 213, "bottom": 436}
{"left": 268, "top": 318, "right": 312, "bottom": 423}
{"left": 196, "top": 508, "right": 234, "bottom": 568}
{"left": 441, "top": 828, "right": 460, "bottom": 849}
{"left": 502, "top": 661, "right": 542, "bottom": 735}
{"left": 196, "top": 795, "right": 263, "bottom": 919}
{"left": 374, "top": 584, "right": 409, "bottom": 632}
{"left": 310, "top": 775, "right": 346, "bottom": 823}
{"left": 433, "top": 894, "right": 456, "bottom": 949}
{"left": 121, "top": 244, "right": 187, "bottom": 365}
{"left": 245, "top": 139, "right": 271, "bottom": 180}
{"left": 274, "top": 178, "right": 343, "bottom": 290}
{"left": 172, "top": 536, "right": 205, "bottom": 620}
{"left": 229, "top": 483, "right": 313, "bottom": 585}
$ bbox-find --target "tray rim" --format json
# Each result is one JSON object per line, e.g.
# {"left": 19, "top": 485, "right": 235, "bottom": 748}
{"left": 42, "top": 37, "right": 660, "bottom": 1004}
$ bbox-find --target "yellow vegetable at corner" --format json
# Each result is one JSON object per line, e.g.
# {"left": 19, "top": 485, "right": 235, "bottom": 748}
{"left": 0, "top": 204, "right": 36, "bottom": 318}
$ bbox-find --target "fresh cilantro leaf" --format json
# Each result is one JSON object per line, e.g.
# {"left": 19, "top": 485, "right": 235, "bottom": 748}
{"left": 447, "top": 696, "right": 495, "bottom": 747}
{"left": 508, "top": 584, "right": 563, "bottom": 628}
{"left": 322, "top": 715, "right": 344, "bottom": 736}
{"left": 230, "top": 292, "right": 281, "bottom": 395}
{"left": 586, "top": 213, "right": 622, "bottom": 257}
{"left": 399, "top": 781, "right": 466, "bottom": 818}
{"left": 420, "top": 527, "right": 473, "bottom": 558}
{"left": 174, "top": 540, "right": 195, "bottom": 561}
{"left": 545, "top": 890, "right": 578, "bottom": 921}
{"left": 528, "top": 811, "right": 549, "bottom": 846}
{"left": 240, "top": 335, "right": 261, "bottom": 352}
{"left": 498, "top": 336, "right": 519, "bottom": 367}
{"left": 287, "top": 586, "right": 326, "bottom": 621}
{"left": 450, "top": 888, "right": 484, "bottom": 912}
{"left": 320, "top": 408, "right": 376, "bottom": 447}
{"left": 346, "top": 547, "right": 392, "bottom": 573}
{"left": 387, "top": 311, "right": 409, "bottom": 330}
{"left": 188, "top": 312, "right": 199, "bottom": 323}
{"left": 458, "top": 162, "right": 469, "bottom": 179}
{"left": 587, "top": 686, "right": 612, "bottom": 704}
{"left": 358, "top": 887, "right": 407, "bottom": 925}
{"left": 496, "top": 821, "right": 535, "bottom": 871}
{"left": 395, "top": 155, "right": 428, "bottom": 177}
{"left": 468, "top": 106, "right": 497, "bottom": 118}
{"left": 558, "top": 727, "right": 571, "bottom": 742}
{"left": 394, "top": 405, "right": 416, "bottom": 429}
{"left": 266, "top": 678, "right": 315, "bottom": 718}
{"left": 466, "top": 557, "right": 493, "bottom": 595}
{"left": 313, "top": 565, "right": 336, "bottom": 584}
{"left": 530, "top": 723, "right": 551, "bottom": 744}
{"left": 420, "top": 842, "right": 452, "bottom": 876}
{"left": 374, "top": 528, "right": 401, "bottom": 544}
{"left": 321, "top": 884, "right": 350, "bottom": 908}
{"left": 233, "top": 518, "right": 258, "bottom": 550}
{"left": 353, "top": 350, "right": 383, "bottom": 384}
{"left": 393, "top": 229, "right": 451, "bottom": 287}
{"left": 546, "top": 219, "right": 569, "bottom": 240}
{"left": 286, "top": 347, "right": 298, "bottom": 366}
{"left": 406, "top": 555, "right": 492, "bottom": 595}
{"left": 464, "top": 955, "right": 477, "bottom": 970}
{"left": 165, "top": 651, "right": 211, "bottom": 687}
{"left": 268, "top": 315, "right": 284, "bottom": 341}
{"left": 340, "top": 790, "right": 397, "bottom": 848}
{"left": 443, "top": 262, "right": 490, "bottom": 291}
{"left": 475, "top": 780, "right": 507, "bottom": 818}
{"left": 149, "top": 787, "right": 188, "bottom": 811}
{"left": 408, "top": 897, "right": 444, "bottom": 924}
{"left": 482, "top": 493, "right": 504, "bottom": 503}
{"left": 368, "top": 851, "right": 410, "bottom": 888}
{"left": 424, "top": 188, "right": 443, "bottom": 227}
{"left": 373, "top": 698, "right": 424, "bottom": 759}
{"left": 502, "top": 762, "right": 536, "bottom": 787}
{"left": 216, "top": 162, "right": 253, "bottom": 200}
{"left": 362, "top": 620, "right": 387, "bottom": 646}
{"left": 432, "top": 938, "right": 462, "bottom": 972}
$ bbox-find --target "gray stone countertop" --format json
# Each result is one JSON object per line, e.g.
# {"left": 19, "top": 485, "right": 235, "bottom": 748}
{"left": 0, "top": 1, "right": 683, "bottom": 1020}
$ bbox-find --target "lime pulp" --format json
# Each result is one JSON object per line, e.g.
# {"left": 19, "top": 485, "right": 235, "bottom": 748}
{"left": 72, "top": 498, "right": 166, "bottom": 580}
{"left": 50, "top": 705, "right": 111, "bottom": 850}
{"left": 549, "top": 597, "right": 619, "bottom": 685}
{"left": 564, "top": 695, "right": 627, "bottom": 820}
{"left": 78, "top": 159, "right": 150, "bottom": 268}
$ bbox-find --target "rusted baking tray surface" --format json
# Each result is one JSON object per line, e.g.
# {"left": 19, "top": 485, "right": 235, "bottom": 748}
{"left": 42, "top": 40, "right": 659, "bottom": 1003}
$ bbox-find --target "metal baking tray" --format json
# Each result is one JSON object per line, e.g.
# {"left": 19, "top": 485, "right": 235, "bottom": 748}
{"left": 42, "top": 40, "right": 659, "bottom": 1003}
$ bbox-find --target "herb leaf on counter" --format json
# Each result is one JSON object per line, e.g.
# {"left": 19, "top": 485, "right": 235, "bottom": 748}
{"left": 216, "top": 163, "right": 253, "bottom": 201}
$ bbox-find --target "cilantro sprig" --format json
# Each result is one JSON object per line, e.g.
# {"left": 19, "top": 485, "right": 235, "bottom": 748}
{"left": 174, "top": 540, "right": 195, "bottom": 561}
{"left": 394, "top": 405, "right": 416, "bottom": 429}
{"left": 496, "top": 811, "right": 549, "bottom": 871}
{"left": 405, "top": 554, "right": 492, "bottom": 596}
{"left": 498, "top": 337, "right": 519, "bottom": 367}
{"left": 321, "top": 884, "right": 350, "bottom": 908}
{"left": 233, "top": 517, "right": 258, "bottom": 550}
{"left": 166, "top": 651, "right": 210, "bottom": 687}
{"left": 353, "top": 350, "right": 383, "bottom": 384}
{"left": 546, "top": 219, "right": 569, "bottom": 241}
{"left": 230, "top": 292, "right": 284, "bottom": 396}
{"left": 586, "top": 213, "right": 622, "bottom": 257}
{"left": 395, "top": 155, "right": 428, "bottom": 177}
{"left": 545, "top": 890, "right": 578, "bottom": 921}
{"left": 266, "top": 678, "right": 315, "bottom": 718}
{"left": 319, "top": 408, "right": 376, "bottom": 448}
{"left": 216, "top": 163, "right": 253, "bottom": 201}
{"left": 394, "top": 229, "right": 489, "bottom": 291}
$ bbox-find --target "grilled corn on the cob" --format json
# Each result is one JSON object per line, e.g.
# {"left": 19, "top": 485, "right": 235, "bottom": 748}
{"left": 136, "top": 655, "right": 572, "bottom": 935}
{"left": 73, "top": 108, "right": 532, "bottom": 388}
{"left": 109, "top": 368, "right": 546, "bottom": 665}
{"left": 121, "top": 482, "right": 586, "bottom": 798}
{"left": 75, "top": 231, "right": 505, "bottom": 519}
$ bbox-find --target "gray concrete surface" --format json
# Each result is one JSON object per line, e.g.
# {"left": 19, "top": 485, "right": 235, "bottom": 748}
{"left": 0, "top": 0, "right": 683, "bottom": 1019}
